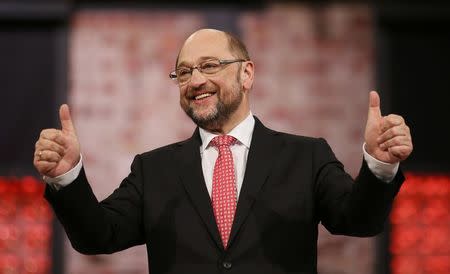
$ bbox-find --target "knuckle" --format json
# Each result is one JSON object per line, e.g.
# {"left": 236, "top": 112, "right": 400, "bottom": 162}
{"left": 387, "top": 114, "right": 396, "bottom": 121}
{"left": 392, "top": 137, "right": 401, "bottom": 145}
{"left": 54, "top": 131, "right": 64, "bottom": 142}
{"left": 398, "top": 116, "right": 404, "bottom": 123}
{"left": 387, "top": 128, "right": 396, "bottom": 136}
{"left": 387, "top": 139, "right": 394, "bottom": 146}
{"left": 388, "top": 114, "right": 403, "bottom": 124}
{"left": 399, "top": 147, "right": 408, "bottom": 155}
{"left": 51, "top": 142, "right": 59, "bottom": 151}
{"left": 41, "top": 129, "right": 52, "bottom": 139}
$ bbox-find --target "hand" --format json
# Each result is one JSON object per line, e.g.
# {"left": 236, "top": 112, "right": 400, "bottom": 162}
{"left": 364, "top": 91, "right": 413, "bottom": 164}
{"left": 33, "top": 104, "right": 81, "bottom": 178}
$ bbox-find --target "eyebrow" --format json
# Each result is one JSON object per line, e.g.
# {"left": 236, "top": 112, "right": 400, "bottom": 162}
{"left": 177, "top": 56, "right": 219, "bottom": 68}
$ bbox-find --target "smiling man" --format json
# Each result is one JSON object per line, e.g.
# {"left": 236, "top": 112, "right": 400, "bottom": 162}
{"left": 34, "top": 29, "right": 413, "bottom": 274}
{"left": 175, "top": 29, "right": 253, "bottom": 133}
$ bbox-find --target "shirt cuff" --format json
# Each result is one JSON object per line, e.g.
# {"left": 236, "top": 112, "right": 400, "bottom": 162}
{"left": 363, "top": 143, "right": 399, "bottom": 183}
{"left": 43, "top": 154, "right": 83, "bottom": 190}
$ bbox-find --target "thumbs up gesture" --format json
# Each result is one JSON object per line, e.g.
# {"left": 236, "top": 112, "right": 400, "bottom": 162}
{"left": 364, "top": 91, "right": 413, "bottom": 164}
{"left": 33, "top": 104, "right": 81, "bottom": 178}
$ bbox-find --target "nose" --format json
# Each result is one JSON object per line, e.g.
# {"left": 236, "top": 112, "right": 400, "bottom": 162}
{"left": 189, "top": 68, "right": 207, "bottom": 88}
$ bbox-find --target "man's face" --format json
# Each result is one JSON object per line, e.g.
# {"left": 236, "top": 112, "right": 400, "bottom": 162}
{"left": 176, "top": 31, "right": 245, "bottom": 130}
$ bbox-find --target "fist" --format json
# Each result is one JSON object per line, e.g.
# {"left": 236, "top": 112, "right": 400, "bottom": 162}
{"left": 364, "top": 91, "right": 413, "bottom": 163}
{"left": 33, "top": 104, "right": 80, "bottom": 178}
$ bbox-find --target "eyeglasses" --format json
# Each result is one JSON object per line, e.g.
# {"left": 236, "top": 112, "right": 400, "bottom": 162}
{"left": 169, "top": 58, "right": 247, "bottom": 85}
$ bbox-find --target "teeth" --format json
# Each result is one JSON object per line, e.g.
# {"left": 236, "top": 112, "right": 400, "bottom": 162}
{"left": 195, "top": 93, "right": 212, "bottom": 100}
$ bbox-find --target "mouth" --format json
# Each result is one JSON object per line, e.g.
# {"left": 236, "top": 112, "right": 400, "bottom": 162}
{"left": 190, "top": 92, "right": 216, "bottom": 101}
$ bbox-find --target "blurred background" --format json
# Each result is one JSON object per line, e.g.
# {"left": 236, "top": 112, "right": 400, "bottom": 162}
{"left": 0, "top": 0, "right": 449, "bottom": 273}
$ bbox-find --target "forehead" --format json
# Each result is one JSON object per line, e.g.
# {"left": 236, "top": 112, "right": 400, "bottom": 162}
{"left": 177, "top": 31, "right": 232, "bottom": 65}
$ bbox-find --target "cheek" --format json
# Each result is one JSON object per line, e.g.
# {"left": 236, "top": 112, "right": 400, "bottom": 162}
{"left": 216, "top": 77, "right": 240, "bottom": 96}
{"left": 179, "top": 87, "right": 188, "bottom": 100}
{"left": 179, "top": 90, "right": 188, "bottom": 109}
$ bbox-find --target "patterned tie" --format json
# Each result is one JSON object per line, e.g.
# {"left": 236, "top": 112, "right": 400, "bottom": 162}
{"left": 210, "top": 135, "right": 237, "bottom": 249}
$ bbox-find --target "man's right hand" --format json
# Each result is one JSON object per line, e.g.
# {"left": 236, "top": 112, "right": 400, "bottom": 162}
{"left": 33, "top": 104, "right": 81, "bottom": 178}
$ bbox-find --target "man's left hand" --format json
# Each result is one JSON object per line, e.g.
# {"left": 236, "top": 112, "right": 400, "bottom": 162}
{"left": 364, "top": 91, "right": 413, "bottom": 164}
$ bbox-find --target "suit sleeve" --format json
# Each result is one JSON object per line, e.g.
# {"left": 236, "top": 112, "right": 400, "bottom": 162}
{"left": 44, "top": 154, "right": 145, "bottom": 254}
{"left": 313, "top": 138, "right": 405, "bottom": 236}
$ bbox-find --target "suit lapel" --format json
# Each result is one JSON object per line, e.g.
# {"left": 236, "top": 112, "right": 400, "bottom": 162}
{"left": 175, "top": 118, "right": 282, "bottom": 251}
{"left": 228, "top": 117, "right": 283, "bottom": 248}
{"left": 175, "top": 128, "right": 224, "bottom": 251}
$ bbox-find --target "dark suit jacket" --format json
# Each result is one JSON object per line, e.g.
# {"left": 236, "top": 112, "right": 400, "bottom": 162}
{"left": 45, "top": 117, "right": 404, "bottom": 274}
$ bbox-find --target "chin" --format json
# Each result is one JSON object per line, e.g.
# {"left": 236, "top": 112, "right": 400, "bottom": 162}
{"left": 193, "top": 107, "right": 216, "bottom": 119}
{"left": 192, "top": 110, "right": 218, "bottom": 124}
{"left": 187, "top": 107, "right": 222, "bottom": 129}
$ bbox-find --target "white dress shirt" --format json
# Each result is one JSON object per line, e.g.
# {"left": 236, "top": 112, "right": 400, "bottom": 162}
{"left": 199, "top": 112, "right": 254, "bottom": 198}
{"left": 44, "top": 112, "right": 399, "bottom": 192}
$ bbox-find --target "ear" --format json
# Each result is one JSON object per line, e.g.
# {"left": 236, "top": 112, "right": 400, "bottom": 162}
{"left": 241, "top": 61, "right": 254, "bottom": 91}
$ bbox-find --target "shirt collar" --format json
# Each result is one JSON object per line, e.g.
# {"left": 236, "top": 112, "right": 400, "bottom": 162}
{"left": 199, "top": 112, "right": 255, "bottom": 152}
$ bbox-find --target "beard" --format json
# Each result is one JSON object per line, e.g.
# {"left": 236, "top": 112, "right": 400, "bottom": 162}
{"left": 182, "top": 73, "right": 244, "bottom": 131}
{"left": 186, "top": 90, "right": 243, "bottom": 130}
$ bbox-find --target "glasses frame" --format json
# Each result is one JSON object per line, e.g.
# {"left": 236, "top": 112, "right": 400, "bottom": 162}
{"left": 169, "top": 58, "right": 248, "bottom": 85}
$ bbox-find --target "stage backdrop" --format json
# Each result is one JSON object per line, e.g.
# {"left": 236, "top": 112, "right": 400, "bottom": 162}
{"left": 67, "top": 3, "right": 373, "bottom": 273}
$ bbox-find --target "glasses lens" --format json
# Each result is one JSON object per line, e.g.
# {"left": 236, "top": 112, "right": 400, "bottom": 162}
{"left": 176, "top": 68, "right": 191, "bottom": 84}
{"left": 199, "top": 60, "right": 221, "bottom": 74}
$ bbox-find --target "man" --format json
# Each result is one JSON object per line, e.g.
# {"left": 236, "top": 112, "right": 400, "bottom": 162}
{"left": 34, "top": 29, "right": 413, "bottom": 274}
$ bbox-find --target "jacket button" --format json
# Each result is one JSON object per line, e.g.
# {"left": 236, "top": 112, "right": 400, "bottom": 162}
{"left": 222, "top": 261, "right": 232, "bottom": 269}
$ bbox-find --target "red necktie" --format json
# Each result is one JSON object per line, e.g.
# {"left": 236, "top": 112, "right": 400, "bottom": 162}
{"left": 210, "top": 135, "right": 237, "bottom": 249}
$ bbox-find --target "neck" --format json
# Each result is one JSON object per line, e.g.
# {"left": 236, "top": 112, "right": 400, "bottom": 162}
{"left": 205, "top": 108, "right": 250, "bottom": 135}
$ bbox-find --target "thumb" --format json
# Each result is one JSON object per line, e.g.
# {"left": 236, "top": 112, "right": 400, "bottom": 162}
{"left": 368, "top": 90, "right": 382, "bottom": 121}
{"left": 59, "top": 104, "right": 76, "bottom": 133}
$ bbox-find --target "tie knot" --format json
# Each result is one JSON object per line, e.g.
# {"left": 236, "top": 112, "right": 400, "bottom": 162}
{"left": 210, "top": 135, "right": 237, "bottom": 148}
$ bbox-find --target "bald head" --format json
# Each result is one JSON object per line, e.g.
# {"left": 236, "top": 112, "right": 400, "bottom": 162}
{"left": 175, "top": 29, "right": 250, "bottom": 68}
{"left": 184, "top": 29, "right": 224, "bottom": 45}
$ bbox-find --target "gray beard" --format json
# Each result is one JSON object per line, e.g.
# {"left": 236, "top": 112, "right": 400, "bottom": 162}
{"left": 186, "top": 91, "right": 243, "bottom": 131}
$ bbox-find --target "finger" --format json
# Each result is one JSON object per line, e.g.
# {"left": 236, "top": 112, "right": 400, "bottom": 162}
{"left": 35, "top": 139, "right": 65, "bottom": 156}
{"left": 40, "top": 129, "right": 60, "bottom": 140}
{"left": 35, "top": 150, "right": 62, "bottom": 163}
{"left": 59, "top": 104, "right": 76, "bottom": 133}
{"left": 380, "top": 114, "right": 404, "bottom": 133}
{"left": 388, "top": 145, "right": 413, "bottom": 161}
{"left": 379, "top": 135, "right": 411, "bottom": 150}
{"left": 34, "top": 161, "right": 58, "bottom": 175}
{"left": 368, "top": 91, "right": 382, "bottom": 121}
{"left": 377, "top": 125, "right": 409, "bottom": 144}
{"left": 40, "top": 129, "right": 67, "bottom": 147}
